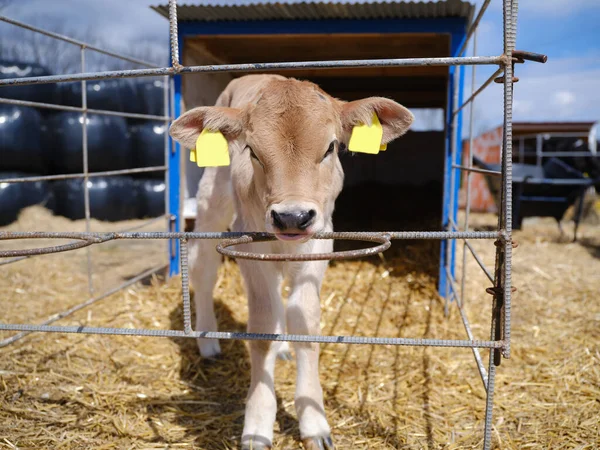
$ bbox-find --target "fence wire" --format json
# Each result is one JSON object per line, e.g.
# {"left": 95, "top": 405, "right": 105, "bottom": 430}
{"left": 0, "top": 1, "right": 547, "bottom": 449}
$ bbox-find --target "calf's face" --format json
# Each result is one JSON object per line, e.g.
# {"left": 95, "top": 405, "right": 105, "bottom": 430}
{"left": 170, "top": 78, "right": 414, "bottom": 240}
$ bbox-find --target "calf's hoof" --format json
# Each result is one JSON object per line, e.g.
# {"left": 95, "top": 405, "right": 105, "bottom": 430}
{"left": 241, "top": 438, "right": 271, "bottom": 450}
{"left": 197, "top": 338, "right": 221, "bottom": 359}
{"left": 302, "top": 435, "right": 335, "bottom": 450}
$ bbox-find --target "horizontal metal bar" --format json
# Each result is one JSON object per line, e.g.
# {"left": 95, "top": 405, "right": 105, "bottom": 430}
{"left": 0, "top": 56, "right": 506, "bottom": 88}
{"left": 452, "top": 165, "right": 502, "bottom": 177}
{"left": 0, "top": 323, "right": 504, "bottom": 348}
{"left": 0, "top": 264, "right": 166, "bottom": 348}
{"left": 0, "top": 97, "right": 172, "bottom": 122}
{"left": 0, "top": 15, "right": 157, "bottom": 68}
{"left": 0, "top": 216, "right": 168, "bottom": 267}
{"left": 0, "top": 166, "right": 167, "bottom": 184}
{"left": 513, "top": 50, "right": 548, "bottom": 64}
{"left": 0, "top": 230, "right": 502, "bottom": 244}
{"left": 453, "top": 67, "right": 503, "bottom": 118}
{"left": 457, "top": 0, "right": 492, "bottom": 56}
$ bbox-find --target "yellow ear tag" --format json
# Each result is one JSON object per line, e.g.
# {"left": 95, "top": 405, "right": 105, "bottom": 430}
{"left": 189, "top": 147, "right": 197, "bottom": 163}
{"left": 348, "top": 113, "right": 383, "bottom": 155}
{"left": 379, "top": 143, "right": 387, "bottom": 151}
{"left": 194, "top": 128, "right": 230, "bottom": 167}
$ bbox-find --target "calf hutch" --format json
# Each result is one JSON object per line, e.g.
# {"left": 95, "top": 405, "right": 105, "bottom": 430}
{"left": 151, "top": 0, "right": 475, "bottom": 292}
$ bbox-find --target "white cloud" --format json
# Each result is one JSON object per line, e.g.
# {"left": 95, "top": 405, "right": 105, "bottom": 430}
{"left": 553, "top": 91, "right": 576, "bottom": 107}
{"left": 463, "top": 57, "right": 600, "bottom": 136}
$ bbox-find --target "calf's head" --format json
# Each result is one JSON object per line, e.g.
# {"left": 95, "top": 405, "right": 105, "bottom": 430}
{"left": 170, "top": 78, "right": 413, "bottom": 241}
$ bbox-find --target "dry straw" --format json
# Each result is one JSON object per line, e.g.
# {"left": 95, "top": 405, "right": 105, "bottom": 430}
{"left": 0, "top": 207, "right": 599, "bottom": 449}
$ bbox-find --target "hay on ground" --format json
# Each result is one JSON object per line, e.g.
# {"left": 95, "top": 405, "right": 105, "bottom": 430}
{"left": 0, "top": 206, "right": 599, "bottom": 449}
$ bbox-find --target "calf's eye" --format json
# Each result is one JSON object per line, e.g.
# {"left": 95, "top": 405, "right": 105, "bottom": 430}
{"left": 322, "top": 141, "right": 336, "bottom": 161}
{"left": 246, "top": 145, "right": 262, "bottom": 166}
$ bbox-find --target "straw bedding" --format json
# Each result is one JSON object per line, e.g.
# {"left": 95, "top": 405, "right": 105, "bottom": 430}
{"left": 0, "top": 207, "right": 598, "bottom": 449}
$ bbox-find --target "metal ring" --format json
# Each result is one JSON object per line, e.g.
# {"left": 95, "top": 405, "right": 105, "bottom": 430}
{"left": 0, "top": 232, "right": 101, "bottom": 258}
{"left": 216, "top": 233, "right": 392, "bottom": 261}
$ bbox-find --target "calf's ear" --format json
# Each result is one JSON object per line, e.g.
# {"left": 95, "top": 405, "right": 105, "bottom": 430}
{"left": 169, "top": 106, "right": 242, "bottom": 149}
{"left": 340, "top": 97, "right": 414, "bottom": 144}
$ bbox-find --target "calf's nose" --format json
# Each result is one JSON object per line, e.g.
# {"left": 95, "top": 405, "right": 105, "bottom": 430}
{"left": 271, "top": 209, "right": 316, "bottom": 231}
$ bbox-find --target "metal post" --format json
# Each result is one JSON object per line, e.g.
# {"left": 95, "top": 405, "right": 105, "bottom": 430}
{"left": 503, "top": 0, "right": 519, "bottom": 361}
{"left": 81, "top": 46, "right": 94, "bottom": 296}
{"left": 179, "top": 239, "right": 192, "bottom": 335}
{"left": 483, "top": 0, "right": 519, "bottom": 447}
{"left": 168, "top": 0, "right": 181, "bottom": 69}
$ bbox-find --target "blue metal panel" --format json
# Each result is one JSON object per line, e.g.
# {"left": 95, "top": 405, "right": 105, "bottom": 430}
{"left": 451, "top": 64, "right": 466, "bottom": 277}
{"left": 439, "top": 65, "right": 454, "bottom": 295}
{"left": 179, "top": 18, "right": 467, "bottom": 42}
{"left": 168, "top": 36, "right": 184, "bottom": 277}
{"left": 438, "top": 32, "right": 467, "bottom": 296}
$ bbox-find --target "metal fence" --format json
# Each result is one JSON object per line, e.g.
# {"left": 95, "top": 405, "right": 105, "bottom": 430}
{"left": 0, "top": 0, "right": 547, "bottom": 448}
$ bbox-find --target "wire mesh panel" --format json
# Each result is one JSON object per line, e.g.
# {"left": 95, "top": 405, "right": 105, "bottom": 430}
{"left": 0, "top": 1, "right": 548, "bottom": 448}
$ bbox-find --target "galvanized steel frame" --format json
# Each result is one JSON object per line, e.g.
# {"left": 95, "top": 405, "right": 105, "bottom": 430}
{"left": 0, "top": 1, "right": 543, "bottom": 448}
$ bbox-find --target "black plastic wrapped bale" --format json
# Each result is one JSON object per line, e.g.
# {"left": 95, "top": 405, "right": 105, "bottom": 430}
{"left": 57, "top": 79, "right": 139, "bottom": 113}
{"left": 0, "top": 60, "right": 56, "bottom": 104}
{"left": 0, "top": 172, "right": 54, "bottom": 226}
{"left": 44, "top": 112, "right": 132, "bottom": 174}
{"left": 134, "top": 78, "right": 166, "bottom": 116}
{"left": 52, "top": 176, "right": 140, "bottom": 222}
{"left": 136, "top": 178, "right": 166, "bottom": 218}
{"left": 129, "top": 121, "right": 165, "bottom": 177}
{"left": 0, "top": 105, "right": 44, "bottom": 173}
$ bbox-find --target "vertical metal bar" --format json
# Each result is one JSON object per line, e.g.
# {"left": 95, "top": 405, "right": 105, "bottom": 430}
{"left": 503, "top": 0, "right": 519, "bottom": 360}
{"left": 81, "top": 46, "right": 94, "bottom": 296}
{"left": 483, "top": 349, "right": 497, "bottom": 450}
{"left": 179, "top": 238, "right": 192, "bottom": 335}
{"left": 168, "top": 0, "right": 180, "bottom": 69}
{"left": 461, "top": 29, "right": 478, "bottom": 304}
{"left": 485, "top": 0, "right": 518, "bottom": 447}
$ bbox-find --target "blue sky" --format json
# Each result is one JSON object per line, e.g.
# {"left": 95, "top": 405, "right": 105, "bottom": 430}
{"left": 1, "top": 0, "right": 599, "bottom": 135}
{"left": 465, "top": 0, "right": 600, "bottom": 134}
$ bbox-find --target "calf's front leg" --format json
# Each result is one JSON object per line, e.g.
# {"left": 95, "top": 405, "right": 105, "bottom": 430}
{"left": 238, "top": 260, "right": 286, "bottom": 450}
{"left": 287, "top": 246, "right": 334, "bottom": 449}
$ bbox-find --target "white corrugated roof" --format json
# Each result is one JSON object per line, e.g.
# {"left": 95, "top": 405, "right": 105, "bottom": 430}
{"left": 152, "top": 0, "right": 474, "bottom": 23}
